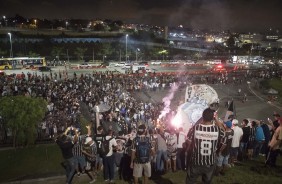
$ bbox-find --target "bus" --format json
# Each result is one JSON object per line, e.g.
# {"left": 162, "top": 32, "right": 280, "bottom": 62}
{"left": 0, "top": 59, "right": 12, "bottom": 70}
{"left": 0, "top": 57, "right": 46, "bottom": 69}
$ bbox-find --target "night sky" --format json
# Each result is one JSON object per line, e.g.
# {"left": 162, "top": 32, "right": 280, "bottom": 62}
{"left": 1, "top": 0, "right": 282, "bottom": 31}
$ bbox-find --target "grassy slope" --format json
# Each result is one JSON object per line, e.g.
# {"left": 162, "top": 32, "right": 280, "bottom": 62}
{"left": 260, "top": 78, "right": 282, "bottom": 103}
{"left": 0, "top": 144, "right": 64, "bottom": 182}
{"left": 0, "top": 144, "right": 282, "bottom": 183}
{"left": 268, "top": 78, "right": 282, "bottom": 96}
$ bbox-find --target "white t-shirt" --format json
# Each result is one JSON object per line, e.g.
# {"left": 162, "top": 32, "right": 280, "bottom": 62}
{"left": 177, "top": 131, "right": 186, "bottom": 148}
{"left": 231, "top": 126, "right": 243, "bottom": 148}
{"left": 105, "top": 136, "right": 117, "bottom": 156}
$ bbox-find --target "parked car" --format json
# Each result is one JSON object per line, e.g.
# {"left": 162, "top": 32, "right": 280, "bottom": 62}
{"left": 146, "top": 68, "right": 157, "bottom": 73}
{"left": 79, "top": 63, "right": 91, "bottom": 68}
{"left": 151, "top": 61, "right": 162, "bottom": 65}
{"left": 38, "top": 66, "right": 51, "bottom": 72}
{"left": 115, "top": 62, "right": 125, "bottom": 67}
{"left": 121, "top": 64, "right": 132, "bottom": 69}
{"left": 139, "top": 61, "right": 149, "bottom": 66}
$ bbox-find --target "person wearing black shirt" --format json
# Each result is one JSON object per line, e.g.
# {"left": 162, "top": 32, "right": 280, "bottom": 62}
{"left": 215, "top": 121, "right": 234, "bottom": 176}
{"left": 56, "top": 127, "right": 78, "bottom": 184}
{"left": 239, "top": 119, "right": 250, "bottom": 160}
{"left": 93, "top": 125, "right": 104, "bottom": 173}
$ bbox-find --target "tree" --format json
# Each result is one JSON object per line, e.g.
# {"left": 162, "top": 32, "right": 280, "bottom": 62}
{"left": 0, "top": 48, "right": 7, "bottom": 57}
{"left": 158, "top": 49, "right": 168, "bottom": 61}
{"left": 28, "top": 51, "right": 40, "bottom": 57}
{"left": 51, "top": 46, "right": 64, "bottom": 60}
{"left": 92, "top": 23, "right": 106, "bottom": 31}
{"left": 193, "top": 52, "right": 202, "bottom": 61}
{"left": 0, "top": 96, "right": 47, "bottom": 148}
{"left": 226, "top": 36, "right": 236, "bottom": 48}
{"left": 102, "top": 43, "right": 112, "bottom": 56}
{"left": 74, "top": 47, "right": 88, "bottom": 61}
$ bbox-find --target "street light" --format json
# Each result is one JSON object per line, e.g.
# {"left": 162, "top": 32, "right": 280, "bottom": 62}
{"left": 65, "top": 21, "right": 68, "bottom": 29}
{"left": 103, "top": 55, "right": 106, "bottom": 62}
{"left": 276, "top": 29, "right": 279, "bottom": 60}
{"left": 3, "top": 16, "right": 7, "bottom": 26}
{"left": 34, "top": 19, "right": 37, "bottom": 28}
{"left": 7, "top": 32, "right": 13, "bottom": 58}
{"left": 136, "top": 48, "right": 140, "bottom": 62}
{"left": 125, "top": 34, "right": 128, "bottom": 62}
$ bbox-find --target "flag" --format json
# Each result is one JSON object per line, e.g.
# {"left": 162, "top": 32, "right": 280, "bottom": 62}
{"left": 224, "top": 100, "right": 234, "bottom": 122}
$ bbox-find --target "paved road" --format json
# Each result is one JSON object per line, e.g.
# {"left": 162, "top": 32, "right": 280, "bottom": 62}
{"left": 132, "top": 81, "right": 282, "bottom": 123}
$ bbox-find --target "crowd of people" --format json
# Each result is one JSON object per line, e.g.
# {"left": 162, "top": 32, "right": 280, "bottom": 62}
{"left": 0, "top": 67, "right": 282, "bottom": 184}
{"left": 55, "top": 107, "right": 282, "bottom": 184}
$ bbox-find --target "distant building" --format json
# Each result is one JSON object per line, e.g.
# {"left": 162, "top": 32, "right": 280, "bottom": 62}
{"left": 239, "top": 33, "right": 263, "bottom": 44}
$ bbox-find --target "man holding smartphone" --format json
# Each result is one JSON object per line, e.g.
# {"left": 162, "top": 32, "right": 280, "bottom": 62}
{"left": 56, "top": 127, "right": 78, "bottom": 184}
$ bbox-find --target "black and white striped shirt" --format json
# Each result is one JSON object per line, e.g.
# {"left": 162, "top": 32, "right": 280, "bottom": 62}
{"left": 189, "top": 123, "right": 225, "bottom": 166}
{"left": 72, "top": 135, "right": 86, "bottom": 157}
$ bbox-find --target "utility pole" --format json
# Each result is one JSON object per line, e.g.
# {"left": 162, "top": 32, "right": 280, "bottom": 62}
{"left": 66, "top": 49, "right": 70, "bottom": 70}
{"left": 92, "top": 48, "right": 95, "bottom": 62}
{"left": 119, "top": 49, "right": 121, "bottom": 62}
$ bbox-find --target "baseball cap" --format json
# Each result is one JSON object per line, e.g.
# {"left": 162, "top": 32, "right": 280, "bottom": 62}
{"left": 85, "top": 137, "right": 92, "bottom": 144}
{"left": 232, "top": 119, "right": 239, "bottom": 125}
{"left": 225, "top": 121, "right": 232, "bottom": 128}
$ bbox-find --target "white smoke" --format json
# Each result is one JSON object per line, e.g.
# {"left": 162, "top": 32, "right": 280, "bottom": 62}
{"left": 158, "top": 83, "right": 179, "bottom": 120}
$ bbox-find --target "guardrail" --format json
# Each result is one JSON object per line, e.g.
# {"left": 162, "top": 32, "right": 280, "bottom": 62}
{"left": 160, "top": 63, "right": 204, "bottom": 67}
{"left": 69, "top": 65, "right": 106, "bottom": 69}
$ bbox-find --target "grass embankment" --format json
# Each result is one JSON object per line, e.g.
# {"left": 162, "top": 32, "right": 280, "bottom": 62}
{"left": 0, "top": 144, "right": 63, "bottom": 182}
{"left": 0, "top": 144, "right": 282, "bottom": 183}
{"left": 260, "top": 78, "right": 282, "bottom": 103}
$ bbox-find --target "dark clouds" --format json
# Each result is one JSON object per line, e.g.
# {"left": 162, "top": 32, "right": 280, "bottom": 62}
{"left": 1, "top": 0, "right": 282, "bottom": 31}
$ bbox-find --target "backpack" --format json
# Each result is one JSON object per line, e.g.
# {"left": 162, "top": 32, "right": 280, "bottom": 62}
{"left": 135, "top": 136, "right": 151, "bottom": 163}
{"left": 95, "top": 135, "right": 113, "bottom": 156}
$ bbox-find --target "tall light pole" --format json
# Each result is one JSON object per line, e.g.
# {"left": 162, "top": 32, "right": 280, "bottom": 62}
{"left": 92, "top": 48, "right": 95, "bottom": 62}
{"left": 65, "top": 21, "right": 68, "bottom": 29}
{"left": 136, "top": 48, "right": 140, "bottom": 62}
{"left": 276, "top": 29, "right": 279, "bottom": 60}
{"left": 7, "top": 32, "right": 13, "bottom": 58}
{"left": 3, "top": 16, "right": 7, "bottom": 26}
{"left": 125, "top": 34, "right": 128, "bottom": 62}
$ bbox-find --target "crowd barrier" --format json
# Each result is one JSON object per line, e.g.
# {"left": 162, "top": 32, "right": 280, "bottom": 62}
{"left": 160, "top": 63, "right": 204, "bottom": 67}
{"left": 68, "top": 63, "right": 203, "bottom": 69}
{"left": 122, "top": 70, "right": 210, "bottom": 77}
{"left": 21, "top": 66, "right": 40, "bottom": 70}
{"left": 70, "top": 65, "right": 106, "bottom": 69}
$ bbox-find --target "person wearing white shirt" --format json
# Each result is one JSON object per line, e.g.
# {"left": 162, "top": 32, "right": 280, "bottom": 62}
{"left": 176, "top": 127, "right": 186, "bottom": 170}
{"left": 230, "top": 119, "right": 243, "bottom": 166}
{"left": 103, "top": 130, "right": 117, "bottom": 183}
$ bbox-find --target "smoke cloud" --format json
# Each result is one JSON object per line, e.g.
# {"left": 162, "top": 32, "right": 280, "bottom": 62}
{"left": 158, "top": 83, "right": 179, "bottom": 120}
